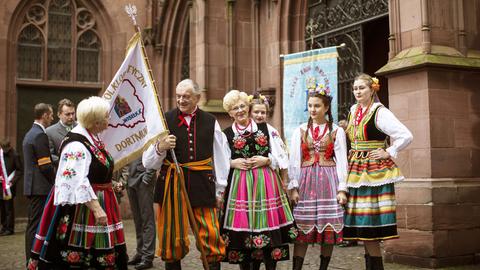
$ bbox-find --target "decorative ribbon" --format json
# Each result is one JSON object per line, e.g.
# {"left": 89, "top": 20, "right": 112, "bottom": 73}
{"left": 157, "top": 157, "right": 212, "bottom": 262}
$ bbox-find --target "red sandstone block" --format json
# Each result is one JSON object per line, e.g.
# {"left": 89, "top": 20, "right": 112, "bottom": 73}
{"left": 432, "top": 205, "right": 480, "bottom": 230}
{"left": 445, "top": 229, "right": 480, "bottom": 257}
{"left": 405, "top": 205, "right": 433, "bottom": 231}
{"left": 396, "top": 205, "right": 407, "bottom": 228}
{"left": 448, "top": 229, "right": 480, "bottom": 256}
{"left": 410, "top": 148, "right": 432, "bottom": 177}
{"left": 430, "top": 117, "right": 455, "bottom": 148}
{"left": 429, "top": 89, "right": 469, "bottom": 118}
{"left": 431, "top": 148, "right": 472, "bottom": 178}
{"left": 431, "top": 187, "right": 458, "bottom": 204}
{"left": 454, "top": 118, "right": 474, "bottom": 148}
{"left": 472, "top": 149, "right": 480, "bottom": 177}
{"left": 458, "top": 185, "right": 480, "bottom": 203}
{"left": 403, "top": 119, "right": 430, "bottom": 149}
{"left": 384, "top": 229, "right": 434, "bottom": 257}
{"left": 427, "top": 69, "right": 453, "bottom": 90}
{"left": 396, "top": 187, "right": 432, "bottom": 204}
{"left": 433, "top": 230, "right": 449, "bottom": 257}
{"left": 407, "top": 90, "right": 429, "bottom": 120}
{"left": 388, "top": 71, "right": 428, "bottom": 94}
{"left": 389, "top": 93, "right": 409, "bottom": 120}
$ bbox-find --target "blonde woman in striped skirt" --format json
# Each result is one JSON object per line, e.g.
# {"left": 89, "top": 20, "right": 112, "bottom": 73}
{"left": 344, "top": 74, "right": 413, "bottom": 270}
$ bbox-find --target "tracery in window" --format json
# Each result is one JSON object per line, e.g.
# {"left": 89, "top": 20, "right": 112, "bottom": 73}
{"left": 16, "top": 0, "right": 101, "bottom": 83}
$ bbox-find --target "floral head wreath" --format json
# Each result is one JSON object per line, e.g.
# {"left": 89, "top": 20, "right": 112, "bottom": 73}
{"left": 371, "top": 77, "right": 380, "bottom": 92}
{"left": 248, "top": 93, "right": 269, "bottom": 107}
{"left": 306, "top": 76, "right": 330, "bottom": 96}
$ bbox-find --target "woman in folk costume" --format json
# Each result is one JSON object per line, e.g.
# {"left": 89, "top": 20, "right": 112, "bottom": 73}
{"left": 288, "top": 79, "right": 348, "bottom": 270}
{"left": 28, "top": 96, "right": 128, "bottom": 270}
{"left": 221, "top": 90, "right": 296, "bottom": 270}
{"left": 344, "top": 74, "right": 413, "bottom": 270}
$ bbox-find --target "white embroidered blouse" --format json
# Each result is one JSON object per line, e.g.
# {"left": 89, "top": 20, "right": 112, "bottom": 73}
{"left": 349, "top": 103, "right": 413, "bottom": 158}
{"left": 54, "top": 125, "right": 98, "bottom": 206}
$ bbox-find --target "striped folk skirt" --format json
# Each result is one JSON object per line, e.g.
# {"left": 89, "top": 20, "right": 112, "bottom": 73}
{"left": 28, "top": 185, "right": 127, "bottom": 270}
{"left": 294, "top": 165, "right": 344, "bottom": 245}
{"left": 222, "top": 167, "right": 296, "bottom": 264}
{"left": 343, "top": 183, "right": 398, "bottom": 241}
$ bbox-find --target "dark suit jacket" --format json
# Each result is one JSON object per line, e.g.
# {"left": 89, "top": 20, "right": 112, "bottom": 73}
{"left": 45, "top": 121, "right": 76, "bottom": 165}
{"left": 23, "top": 123, "right": 55, "bottom": 196}
{"left": 127, "top": 158, "right": 156, "bottom": 188}
{"left": 0, "top": 148, "right": 23, "bottom": 198}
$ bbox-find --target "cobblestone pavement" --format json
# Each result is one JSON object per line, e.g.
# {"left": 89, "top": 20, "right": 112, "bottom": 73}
{"left": 1, "top": 220, "right": 478, "bottom": 269}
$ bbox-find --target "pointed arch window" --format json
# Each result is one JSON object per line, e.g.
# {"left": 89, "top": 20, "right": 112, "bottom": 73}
{"left": 16, "top": 0, "right": 101, "bottom": 82}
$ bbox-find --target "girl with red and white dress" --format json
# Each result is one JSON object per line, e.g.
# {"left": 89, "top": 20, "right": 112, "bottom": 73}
{"left": 288, "top": 85, "right": 348, "bottom": 270}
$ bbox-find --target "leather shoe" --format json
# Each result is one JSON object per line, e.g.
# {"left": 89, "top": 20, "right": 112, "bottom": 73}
{"left": 128, "top": 254, "right": 142, "bottom": 265}
{"left": 135, "top": 261, "right": 153, "bottom": 270}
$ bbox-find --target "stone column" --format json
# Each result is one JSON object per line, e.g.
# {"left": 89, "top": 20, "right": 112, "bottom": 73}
{"left": 377, "top": 0, "right": 480, "bottom": 268}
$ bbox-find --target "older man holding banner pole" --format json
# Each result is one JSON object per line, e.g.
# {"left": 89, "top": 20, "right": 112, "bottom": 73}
{"left": 101, "top": 4, "right": 222, "bottom": 270}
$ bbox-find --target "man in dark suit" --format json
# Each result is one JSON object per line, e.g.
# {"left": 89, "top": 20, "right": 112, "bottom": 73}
{"left": 45, "top": 99, "right": 76, "bottom": 165}
{"left": 23, "top": 103, "right": 55, "bottom": 263}
{"left": 0, "top": 138, "right": 23, "bottom": 236}
{"left": 126, "top": 158, "right": 157, "bottom": 270}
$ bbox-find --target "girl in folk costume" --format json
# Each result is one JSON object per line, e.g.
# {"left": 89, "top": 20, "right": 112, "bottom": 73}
{"left": 288, "top": 79, "right": 348, "bottom": 270}
{"left": 249, "top": 93, "right": 270, "bottom": 124}
{"left": 221, "top": 90, "right": 296, "bottom": 270}
{"left": 28, "top": 97, "right": 128, "bottom": 270}
{"left": 344, "top": 74, "right": 413, "bottom": 270}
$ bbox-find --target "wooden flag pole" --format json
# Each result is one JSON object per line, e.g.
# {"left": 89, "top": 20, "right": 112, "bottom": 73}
{"left": 125, "top": 4, "right": 210, "bottom": 270}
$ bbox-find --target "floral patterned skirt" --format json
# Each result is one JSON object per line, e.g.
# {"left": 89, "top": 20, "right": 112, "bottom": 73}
{"left": 221, "top": 167, "right": 296, "bottom": 264}
{"left": 28, "top": 185, "right": 127, "bottom": 270}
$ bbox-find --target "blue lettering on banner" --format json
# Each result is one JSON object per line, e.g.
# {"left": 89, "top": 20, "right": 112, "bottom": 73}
{"left": 122, "top": 108, "right": 142, "bottom": 123}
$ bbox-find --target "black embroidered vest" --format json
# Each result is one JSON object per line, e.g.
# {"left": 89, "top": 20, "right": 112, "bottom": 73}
{"left": 347, "top": 105, "right": 388, "bottom": 142}
{"left": 223, "top": 122, "right": 270, "bottom": 159}
{"left": 156, "top": 108, "right": 217, "bottom": 207}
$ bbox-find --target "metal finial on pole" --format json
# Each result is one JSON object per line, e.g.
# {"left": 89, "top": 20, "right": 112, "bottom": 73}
{"left": 125, "top": 4, "right": 141, "bottom": 32}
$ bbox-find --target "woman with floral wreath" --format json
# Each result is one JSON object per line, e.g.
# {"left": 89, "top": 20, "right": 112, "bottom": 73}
{"left": 221, "top": 90, "right": 295, "bottom": 270}
{"left": 28, "top": 96, "right": 128, "bottom": 270}
{"left": 344, "top": 74, "right": 412, "bottom": 270}
{"left": 288, "top": 79, "right": 348, "bottom": 270}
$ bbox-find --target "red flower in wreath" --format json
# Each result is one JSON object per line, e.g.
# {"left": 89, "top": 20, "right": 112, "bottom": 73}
{"left": 233, "top": 137, "right": 247, "bottom": 149}
{"left": 255, "top": 135, "right": 268, "bottom": 147}
{"left": 104, "top": 253, "right": 115, "bottom": 265}
{"left": 301, "top": 142, "right": 310, "bottom": 160}
{"left": 67, "top": 251, "right": 81, "bottom": 263}
{"left": 324, "top": 142, "right": 334, "bottom": 160}
{"left": 271, "top": 248, "right": 283, "bottom": 260}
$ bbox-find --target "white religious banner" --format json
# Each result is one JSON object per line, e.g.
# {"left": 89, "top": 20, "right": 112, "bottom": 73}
{"left": 100, "top": 32, "right": 168, "bottom": 170}
{"left": 282, "top": 46, "right": 338, "bottom": 142}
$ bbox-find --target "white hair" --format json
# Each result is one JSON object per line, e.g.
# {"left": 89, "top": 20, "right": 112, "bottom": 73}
{"left": 176, "top": 79, "right": 201, "bottom": 96}
{"left": 76, "top": 96, "right": 110, "bottom": 130}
